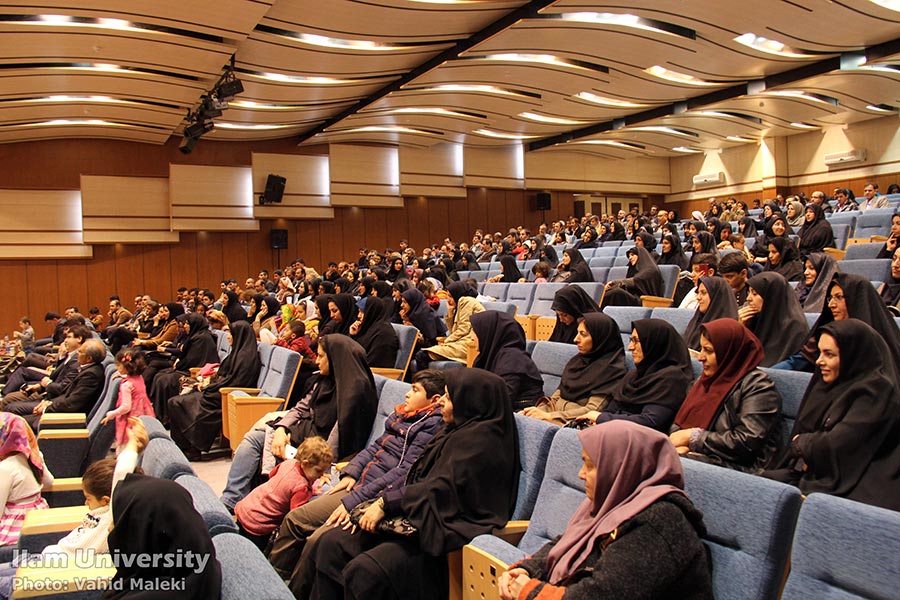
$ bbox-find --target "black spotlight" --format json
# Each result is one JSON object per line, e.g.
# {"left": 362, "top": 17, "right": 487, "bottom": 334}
{"left": 184, "top": 119, "right": 214, "bottom": 138}
{"left": 216, "top": 77, "right": 243, "bottom": 101}
{"left": 179, "top": 136, "right": 198, "bottom": 155}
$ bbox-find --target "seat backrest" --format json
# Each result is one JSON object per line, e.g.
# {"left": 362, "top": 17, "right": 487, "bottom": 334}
{"left": 85, "top": 363, "right": 119, "bottom": 425}
{"left": 86, "top": 371, "right": 121, "bottom": 437}
{"left": 512, "top": 414, "right": 558, "bottom": 521}
{"left": 259, "top": 346, "right": 301, "bottom": 400}
{"left": 140, "top": 436, "right": 196, "bottom": 480}
{"left": 616, "top": 245, "right": 635, "bottom": 256}
{"left": 803, "top": 312, "right": 818, "bottom": 329}
{"left": 589, "top": 256, "right": 615, "bottom": 268}
{"left": 462, "top": 270, "right": 488, "bottom": 282}
{"left": 531, "top": 341, "right": 580, "bottom": 395}
{"left": 506, "top": 283, "right": 536, "bottom": 315}
{"left": 486, "top": 269, "right": 501, "bottom": 281}
{"left": 175, "top": 474, "right": 239, "bottom": 536}
{"left": 255, "top": 342, "right": 276, "bottom": 387}
{"left": 529, "top": 283, "right": 567, "bottom": 316}
{"left": 613, "top": 255, "right": 629, "bottom": 266}
{"left": 759, "top": 368, "right": 812, "bottom": 444}
{"left": 521, "top": 259, "right": 538, "bottom": 273}
{"left": 571, "top": 282, "right": 604, "bottom": 303}
{"left": 830, "top": 223, "right": 852, "bottom": 250}
{"left": 838, "top": 258, "right": 891, "bottom": 284}
{"left": 213, "top": 329, "right": 231, "bottom": 360}
{"left": 482, "top": 301, "right": 517, "bottom": 316}
{"left": 843, "top": 242, "right": 885, "bottom": 260}
{"left": 595, "top": 247, "right": 617, "bottom": 256}
{"left": 367, "top": 376, "right": 410, "bottom": 445}
{"left": 138, "top": 415, "right": 170, "bottom": 440}
{"left": 391, "top": 323, "right": 418, "bottom": 373}
{"left": 603, "top": 240, "right": 623, "bottom": 247}
{"left": 214, "top": 532, "right": 295, "bottom": 600}
{"left": 658, "top": 265, "right": 680, "bottom": 298}
{"left": 681, "top": 457, "right": 802, "bottom": 600}
{"left": 649, "top": 307, "right": 695, "bottom": 335}
{"left": 517, "top": 428, "right": 586, "bottom": 555}
{"left": 854, "top": 212, "right": 893, "bottom": 239}
{"left": 607, "top": 265, "right": 628, "bottom": 282}
{"left": 590, "top": 267, "right": 609, "bottom": 283}
{"left": 578, "top": 248, "right": 598, "bottom": 258}
{"left": 482, "top": 282, "right": 510, "bottom": 301}
{"left": 436, "top": 300, "right": 448, "bottom": 319}
{"left": 603, "top": 306, "right": 652, "bottom": 347}
{"left": 781, "top": 493, "right": 900, "bottom": 600}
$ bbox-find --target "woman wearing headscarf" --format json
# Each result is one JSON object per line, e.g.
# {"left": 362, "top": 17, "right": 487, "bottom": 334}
{"left": 351, "top": 296, "right": 399, "bottom": 368}
{"left": 385, "top": 256, "right": 408, "bottom": 283}
{"left": 309, "top": 294, "right": 334, "bottom": 342}
{"left": 764, "top": 237, "right": 803, "bottom": 281}
{"left": 584, "top": 319, "right": 692, "bottom": 432}
{"left": 548, "top": 286, "right": 599, "bottom": 344}
{"left": 333, "top": 277, "right": 352, "bottom": 295}
{"left": 553, "top": 249, "right": 594, "bottom": 283}
{"left": 757, "top": 200, "right": 782, "bottom": 230}
{"left": 220, "top": 335, "right": 377, "bottom": 511}
{"left": 276, "top": 276, "right": 296, "bottom": 304}
{"left": 601, "top": 246, "right": 664, "bottom": 308}
{"left": 149, "top": 313, "right": 219, "bottom": 422}
{"left": 440, "top": 258, "right": 459, "bottom": 282}
{"left": 309, "top": 368, "right": 520, "bottom": 600}
{"left": 372, "top": 280, "right": 393, "bottom": 299}
{"left": 682, "top": 277, "right": 739, "bottom": 351}
{"left": 220, "top": 290, "right": 248, "bottom": 324}
{"left": 252, "top": 295, "right": 282, "bottom": 343}
{"left": 523, "top": 313, "right": 627, "bottom": 425}
{"left": 670, "top": 319, "right": 783, "bottom": 472}
{"left": 322, "top": 293, "right": 357, "bottom": 337}
{"left": 794, "top": 253, "right": 839, "bottom": 313}
{"left": 738, "top": 216, "right": 758, "bottom": 240}
{"left": 357, "top": 276, "right": 375, "bottom": 299}
{"left": 634, "top": 231, "right": 659, "bottom": 259}
{"left": 608, "top": 220, "right": 626, "bottom": 241}
{"left": 879, "top": 246, "right": 900, "bottom": 313}
{"left": 540, "top": 243, "right": 559, "bottom": 268}
{"left": 489, "top": 255, "right": 525, "bottom": 284}
{"left": 739, "top": 272, "right": 809, "bottom": 367}
{"left": 572, "top": 227, "right": 599, "bottom": 250}
{"left": 132, "top": 302, "right": 185, "bottom": 350}
{"left": 706, "top": 218, "right": 732, "bottom": 248}
{"left": 751, "top": 215, "right": 792, "bottom": 263}
{"left": 690, "top": 231, "right": 719, "bottom": 259}
{"left": 461, "top": 252, "right": 481, "bottom": 271}
{"left": 775, "top": 272, "right": 900, "bottom": 378}
{"left": 763, "top": 319, "right": 900, "bottom": 511}
{"left": 167, "top": 320, "right": 262, "bottom": 457}
{"left": 797, "top": 204, "right": 835, "bottom": 257}
{"left": 422, "top": 282, "right": 484, "bottom": 364}
{"left": 400, "top": 288, "right": 444, "bottom": 348}
{"left": 785, "top": 199, "right": 806, "bottom": 228}
{"left": 470, "top": 311, "right": 544, "bottom": 411}
{"left": 103, "top": 474, "right": 221, "bottom": 599}
{"left": 498, "top": 421, "right": 713, "bottom": 600}
{"left": 657, "top": 233, "right": 690, "bottom": 271}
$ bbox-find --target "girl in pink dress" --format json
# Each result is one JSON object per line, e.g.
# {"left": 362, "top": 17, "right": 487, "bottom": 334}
{"left": 101, "top": 348, "right": 155, "bottom": 451}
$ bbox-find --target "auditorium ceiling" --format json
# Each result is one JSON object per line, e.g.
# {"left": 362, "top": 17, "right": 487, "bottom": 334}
{"left": 1, "top": 0, "right": 899, "bottom": 158}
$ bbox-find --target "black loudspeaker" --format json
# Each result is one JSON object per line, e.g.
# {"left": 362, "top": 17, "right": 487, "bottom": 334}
{"left": 270, "top": 229, "right": 288, "bottom": 250}
{"left": 536, "top": 192, "right": 552, "bottom": 211}
{"left": 263, "top": 174, "right": 286, "bottom": 204}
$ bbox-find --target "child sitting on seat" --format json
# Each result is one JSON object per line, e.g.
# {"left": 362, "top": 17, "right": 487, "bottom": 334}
{"left": 0, "top": 414, "right": 53, "bottom": 550}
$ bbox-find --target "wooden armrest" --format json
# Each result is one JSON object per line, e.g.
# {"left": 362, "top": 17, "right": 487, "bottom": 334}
{"left": 45, "top": 478, "right": 83, "bottom": 493}
{"left": 219, "top": 387, "right": 261, "bottom": 397}
{"left": 870, "top": 235, "right": 888, "bottom": 242}
{"left": 38, "top": 413, "right": 86, "bottom": 426}
{"left": 492, "top": 520, "right": 529, "bottom": 545}
{"left": 640, "top": 295, "right": 673, "bottom": 308}
{"left": 22, "top": 505, "right": 89, "bottom": 535}
{"left": 14, "top": 559, "right": 115, "bottom": 598}
{"left": 465, "top": 339, "right": 479, "bottom": 369}
{"left": 527, "top": 314, "right": 540, "bottom": 321}
{"left": 38, "top": 429, "right": 89, "bottom": 440}
{"left": 371, "top": 368, "right": 404, "bottom": 380}
{"left": 823, "top": 247, "right": 846, "bottom": 260}
{"left": 230, "top": 395, "right": 285, "bottom": 407}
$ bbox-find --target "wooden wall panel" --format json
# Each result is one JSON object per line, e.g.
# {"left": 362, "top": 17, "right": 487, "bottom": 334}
{"left": 341, "top": 209, "right": 367, "bottom": 260}
{"left": 364, "top": 209, "right": 389, "bottom": 254}
{"left": 486, "top": 189, "right": 509, "bottom": 235}
{"left": 170, "top": 165, "right": 258, "bottom": 231}
{"left": 504, "top": 190, "right": 525, "bottom": 233}
{"left": 446, "top": 197, "right": 470, "bottom": 247}
{"left": 195, "top": 233, "right": 225, "bottom": 293}
{"left": 385, "top": 204, "right": 410, "bottom": 252}
{"left": 400, "top": 143, "right": 466, "bottom": 198}
{"left": 0, "top": 263, "right": 29, "bottom": 327}
{"left": 427, "top": 198, "right": 451, "bottom": 248}
{"left": 330, "top": 145, "right": 402, "bottom": 207}
{"left": 25, "top": 262, "right": 61, "bottom": 325}
{"left": 55, "top": 261, "right": 89, "bottom": 317}
{"left": 168, "top": 234, "right": 200, "bottom": 294}
{"left": 251, "top": 153, "right": 334, "bottom": 220}
{"left": 464, "top": 146, "right": 524, "bottom": 189}
{"left": 80, "top": 176, "right": 177, "bottom": 243}
{"left": 113, "top": 245, "right": 146, "bottom": 303}
{"left": 0, "top": 190, "right": 92, "bottom": 258}
{"left": 466, "top": 188, "right": 489, "bottom": 234}
{"left": 140, "top": 245, "right": 173, "bottom": 302}
{"left": 294, "top": 221, "right": 324, "bottom": 272}
{"left": 405, "top": 197, "right": 430, "bottom": 252}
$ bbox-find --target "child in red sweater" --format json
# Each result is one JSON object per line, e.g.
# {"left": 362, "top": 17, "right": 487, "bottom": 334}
{"left": 234, "top": 436, "right": 332, "bottom": 551}
{"left": 275, "top": 320, "right": 316, "bottom": 361}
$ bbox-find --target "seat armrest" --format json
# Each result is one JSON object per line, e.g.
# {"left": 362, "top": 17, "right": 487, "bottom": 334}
{"left": 38, "top": 429, "right": 89, "bottom": 440}
{"left": 22, "top": 505, "right": 89, "bottom": 535}
{"left": 44, "top": 478, "right": 83, "bottom": 494}
{"left": 371, "top": 368, "right": 404, "bottom": 380}
{"left": 14, "top": 558, "right": 115, "bottom": 598}
{"left": 824, "top": 247, "right": 846, "bottom": 260}
{"left": 219, "top": 387, "right": 261, "bottom": 397}
{"left": 38, "top": 413, "right": 87, "bottom": 427}
{"left": 640, "top": 295, "right": 674, "bottom": 308}
{"left": 492, "top": 520, "right": 529, "bottom": 545}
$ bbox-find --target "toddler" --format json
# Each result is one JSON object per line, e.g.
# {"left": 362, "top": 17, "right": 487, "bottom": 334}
{"left": 0, "top": 414, "right": 53, "bottom": 549}
{"left": 101, "top": 348, "right": 155, "bottom": 451}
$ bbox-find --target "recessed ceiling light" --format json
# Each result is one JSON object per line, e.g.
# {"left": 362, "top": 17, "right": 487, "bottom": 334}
{"left": 472, "top": 129, "right": 541, "bottom": 140}
{"left": 572, "top": 140, "right": 647, "bottom": 150}
{"left": 214, "top": 122, "right": 292, "bottom": 130}
{"left": 627, "top": 126, "right": 697, "bottom": 137}
{"left": 468, "top": 53, "right": 607, "bottom": 73}
{"left": 518, "top": 112, "right": 590, "bottom": 125}
{"left": 37, "top": 119, "right": 125, "bottom": 127}
{"left": 733, "top": 33, "right": 817, "bottom": 58}
{"left": 726, "top": 135, "right": 756, "bottom": 142}
{"left": 869, "top": 0, "right": 900, "bottom": 11}
{"left": 257, "top": 26, "right": 427, "bottom": 51}
{"left": 365, "top": 107, "right": 485, "bottom": 119}
{"left": 645, "top": 66, "right": 720, "bottom": 86}
{"left": 552, "top": 12, "right": 694, "bottom": 39}
{"left": 245, "top": 71, "right": 356, "bottom": 85}
{"left": 762, "top": 90, "right": 838, "bottom": 106}
{"left": 410, "top": 84, "right": 540, "bottom": 99}
{"left": 672, "top": 146, "right": 703, "bottom": 153}
{"left": 329, "top": 125, "right": 443, "bottom": 136}
{"left": 790, "top": 122, "right": 819, "bottom": 129}
{"left": 866, "top": 103, "right": 897, "bottom": 113}
{"left": 574, "top": 92, "right": 650, "bottom": 108}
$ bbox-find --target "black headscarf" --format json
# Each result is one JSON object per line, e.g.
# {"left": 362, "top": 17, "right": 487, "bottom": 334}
{"left": 706, "top": 218, "right": 731, "bottom": 245}
{"left": 315, "top": 294, "right": 334, "bottom": 332}
{"left": 178, "top": 313, "right": 218, "bottom": 370}
{"left": 352, "top": 296, "right": 399, "bottom": 368}
{"left": 447, "top": 280, "right": 476, "bottom": 304}
{"left": 692, "top": 231, "right": 718, "bottom": 257}
{"left": 683, "top": 276, "right": 739, "bottom": 350}
{"left": 462, "top": 252, "right": 481, "bottom": 271}
{"left": 304, "top": 334, "right": 377, "bottom": 461}
{"left": 624, "top": 247, "right": 664, "bottom": 297}
{"left": 738, "top": 217, "right": 758, "bottom": 239}
{"left": 324, "top": 293, "right": 357, "bottom": 336}
{"left": 797, "top": 203, "right": 835, "bottom": 256}
{"left": 795, "top": 253, "right": 839, "bottom": 313}
{"left": 221, "top": 290, "right": 248, "bottom": 323}
{"left": 402, "top": 288, "right": 439, "bottom": 346}
{"left": 635, "top": 231, "right": 657, "bottom": 252}
{"left": 358, "top": 276, "right": 376, "bottom": 298}
{"left": 249, "top": 294, "right": 266, "bottom": 320}
{"left": 104, "top": 474, "right": 221, "bottom": 600}
{"left": 746, "top": 272, "right": 809, "bottom": 367}
{"left": 657, "top": 234, "right": 690, "bottom": 271}
{"left": 333, "top": 277, "right": 352, "bottom": 294}
{"left": 768, "top": 319, "right": 900, "bottom": 511}
{"left": 559, "top": 313, "right": 627, "bottom": 401}
{"left": 386, "top": 258, "right": 409, "bottom": 282}
{"left": 549, "top": 286, "right": 599, "bottom": 343}
{"left": 471, "top": 311, "right": 544, "bottom": 408}
{"left": 617, "top": 319, "right": 692, "bottom": 410}
{"left": 400, "top": 368, "right": 520, "bottom": 555}
{"left": 573, "top": 228, "right": 599, "bottom": 250}
{"left": 499, "top": 255, "right": 524, "bottom": 283}
{"left": 608, "top": 221, "right": 626, "bottom": 241}
{"left": 765, "top": 237, "right": 803, "bottom": 281}
{"left": 562, "top": 249, "right": 594, "bottom": 283}
{"left": 801, "top": 273, "right": 900, "bottom": 381}
{"left": 541, "top": 244, "right": 559, "bottom": 267}
{"left": 372, "top": 281, "right": 393, "bottom": 298}
{"left": 164, "top": 302, "right": 185, "bottom": 322}
{"left": 261, "top": 296, "right": 281, "bottom": 321}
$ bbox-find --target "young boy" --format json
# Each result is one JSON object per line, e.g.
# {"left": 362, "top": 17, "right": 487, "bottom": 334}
{"left": 275, "top": 320, "right": 315, "bottom": 361}
{"left": 235, "top": 436, "right": 333, "bottom": 551}
{"left": 12, "top": 317, "right": 34, "bottom": 353}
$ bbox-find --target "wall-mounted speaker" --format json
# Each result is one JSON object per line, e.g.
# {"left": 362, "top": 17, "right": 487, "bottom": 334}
{"left": 536, "top": 192, "right": 552, "bottom": 211}
{"left": 270, "top": 229, "right": 288, "bottom": 250}
{"left": 263, "top": 174, "right": 286, "bottom": 204}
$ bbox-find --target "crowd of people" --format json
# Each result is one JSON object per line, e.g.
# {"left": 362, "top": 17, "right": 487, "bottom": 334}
{"left": 0, "top": 183, "right": 898, "bottom": 599}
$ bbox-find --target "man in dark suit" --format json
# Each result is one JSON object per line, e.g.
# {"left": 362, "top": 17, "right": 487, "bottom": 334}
{"left": 0, "top": 324, "right": 91, "bottom": 401}
{"left": 26, "top": 339, "right": 107, "bottom": 429}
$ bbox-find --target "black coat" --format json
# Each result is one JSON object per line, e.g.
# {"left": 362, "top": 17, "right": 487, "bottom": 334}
{"left": 45, "top": 361, "right": 105, "bottom": 414}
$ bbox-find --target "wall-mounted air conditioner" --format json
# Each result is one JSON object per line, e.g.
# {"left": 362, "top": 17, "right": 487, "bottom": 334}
{"left": 823, "top": 149, "right": 866, "bottom": 166}
{"left": 692, "top": 172, "right": 725, "bottom": 187}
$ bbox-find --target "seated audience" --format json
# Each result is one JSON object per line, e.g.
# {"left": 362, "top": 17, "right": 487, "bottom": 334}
{"left": 421, "top": 282, "right": 484, "bottom": 365}
{"left": 548, "top": 286, "right": 599, "bottom": 344}
{"left": 875, "top": 212, "right": 900, "bottom": 259}
{"left": 739, "top": 272, "right": 809, "bottom": 367}
{"left": 350, "top": 296, "right": 399, "bottom": 368}
{"left": 794, "top": 253, "right": 839, "bottom": 313}
{"left": 498, "top": 421, "right": 713, "bottom": 600}
{"left": 657, "top": 233, "right": 690, "bottom": 271}
{"left": 682, "top": 277, "right": 739, "bottom": 351}
{"left": 764, "top": 237, "right": 803, "bottom": 281}
{"left": 797, "top": 204, "right": 835, "bottom": 256}
{"left": 470, "top": 311, "right": 543, "bottom": 410}
{"left": 601, "top": 247, "right": 664, "bottom": 308}
{"left": 400, "top": 288, "right": 444, "bottom": 348}
{"left": 488, "top": 256, "right": 525, "bottom": 284}
{"left": 552, "top": 249, "right": 593, "bottom": 283}
{"left": 0, "top": 413, "right": 53, "bottom": 549}
{"left": 717, "top": 252, "right": 750, "bottom": 308}
{"left": 670, "top": 319, "right": 783, "bottom": 471}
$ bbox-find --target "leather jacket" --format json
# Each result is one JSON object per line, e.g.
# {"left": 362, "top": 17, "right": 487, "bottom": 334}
{"left": 693, "top": 369, "right": 784, "bottom": 472}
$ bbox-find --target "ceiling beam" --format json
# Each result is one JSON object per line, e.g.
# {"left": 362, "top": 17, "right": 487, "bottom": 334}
{"left": 294, "top": 0, "right": 557, "bottom": 145}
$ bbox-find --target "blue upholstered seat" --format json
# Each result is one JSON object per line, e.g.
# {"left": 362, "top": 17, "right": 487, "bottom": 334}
{"left": 482, "top": 282, "right": 510, "bottom": 302}
{"left": 759, "top": 368, "right": 811, "bottom": 445}
{"left": 511, "top": 414, "right": 558, "bottom": 521}
{"left": 531, "top": 340, "right": 579, "bottom": 395}
{"left": 843, "top": 242, "right": 885, "bottom": 260}
{"left": 649, "top": 307, "right": 695, "bottom": 334}
{"left": 214, "top": 532, "right": 295, "bottom": 599}
{"left": 602, "top": 306, "right": 652, "bottom": 347}
{"left": 175, "top": 474, "right": 239, "bottom": 536}
{"left": 482, "top": 301, "right": 517, "bottom": 316}
{"left": 838, "top": 258, "right": 891, "bottom": 284}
